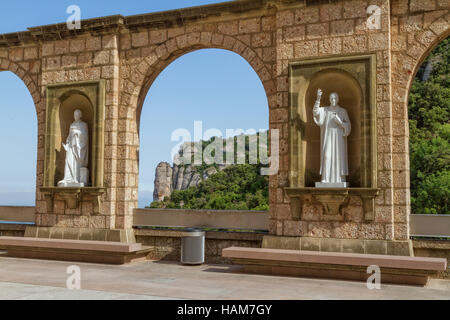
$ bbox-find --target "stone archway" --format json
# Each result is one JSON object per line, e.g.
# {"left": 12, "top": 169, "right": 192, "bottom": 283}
{"left": 129, "top": 32, "right": 275, "bottom": 118}
{"left": 0, "top": 56, "right": 41, "bottom": 113}
{"left": 390, "top": 11, "right": 450, "bottom": 240}
{"left": 0, "top": 0, "right": 446, "bottom": 246}
{"left": 0, "top": 54, "right": 43, "bottom": 219}
{"left": 116, "top": 30, "right": 277, "bottom": 229}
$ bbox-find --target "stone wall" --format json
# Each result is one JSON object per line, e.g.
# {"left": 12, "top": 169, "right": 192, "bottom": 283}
{"left": 269, "top": 0, "right": 449, "bottom": 243}
{"left": 1, "top": 221, "right": 449, "bottom": 279}
{"left": 1, "top": 31, "right": 122, "bottom": 230}
{"left": 273, "top": 0, "right": 394, "bottom": 241}
{"left": 413, "top": 239, "right": 450, "bottom": 279}
{"left": 135, "top": 229, "right": 264, "bottom": 264}
{"left": 0, "top": 206, "right": 35, "bottom": 222}
{"left": 0, "top": 0, "right": 447, "bottom": 243}
{"left": 0, "top": 224, "right": 28, "bottom": 249}
{"left": 134, "top": 208, "right": 269, "bottom": 230}
{"left": 0, "top": 224, "right": 27, "bottom": 238}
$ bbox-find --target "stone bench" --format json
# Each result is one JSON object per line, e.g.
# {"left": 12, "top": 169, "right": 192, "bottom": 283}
{"left": 222, "top": 247, "right": 447, "bottom": 286}
{"left": 0, "top": 237, "right": 152, "bottom": 265}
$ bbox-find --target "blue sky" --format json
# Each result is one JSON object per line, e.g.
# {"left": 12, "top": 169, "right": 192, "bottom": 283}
{"left": 0, "top": 1, "right": 269, "bottom": 207}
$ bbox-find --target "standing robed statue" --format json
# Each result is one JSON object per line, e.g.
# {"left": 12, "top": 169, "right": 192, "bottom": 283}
{"left": 58, "top": 109, "right": 89, "bottom": 187}
{"left": 313, "top": 89, "right": 351, "bottom": 187}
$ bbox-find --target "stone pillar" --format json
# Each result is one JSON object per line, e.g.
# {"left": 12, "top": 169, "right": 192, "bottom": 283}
{"left": 31, "top": 33, "right": 136, "bottom": 242}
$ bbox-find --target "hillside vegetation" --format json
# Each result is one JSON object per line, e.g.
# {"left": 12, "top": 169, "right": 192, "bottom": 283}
{"left": 409, "top": 37, "right": 449, "bottom": 214}
{"left": 150, "top": 134, "right": 269, "bottom": 210}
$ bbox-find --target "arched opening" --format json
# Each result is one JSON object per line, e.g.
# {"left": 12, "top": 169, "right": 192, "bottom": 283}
{"left": 408, "top": 36, "right": 449, "bottom": 215}
{"left": 138, "top": 49, "right": 269, "bottom": 211}
{"left": 0, "top": 71, "right": 37, "bottom": 205}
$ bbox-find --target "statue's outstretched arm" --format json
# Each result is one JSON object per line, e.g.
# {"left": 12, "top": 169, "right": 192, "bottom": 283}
{"left": 313, "top": 89, "right": 324, "bottom": 126}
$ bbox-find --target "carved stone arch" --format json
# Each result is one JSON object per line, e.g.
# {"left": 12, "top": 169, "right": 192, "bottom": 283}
{"left": 0, "top": 57, "right": 41, "bottom": 114}
{"left": 394, "top": 14, "right": 450, "bottom": 106}
{"left": 390, "top": 12, "right": 449, "bottom": 240}
{"left": 130, "top": 31, "right": 275, "bottom": 122}
{"left": 59, "top": 89, "right": 94, "bottom": 105}
{"left": 0, "top": 55, "right": 41, "bottom": 221}
{"left": 407, "top": 27, "right": 450, "bottom": 98}
{"left": 117, "top": 31, "right": 276, "bottom": 230}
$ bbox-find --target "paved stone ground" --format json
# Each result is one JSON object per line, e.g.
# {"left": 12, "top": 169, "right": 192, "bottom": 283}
{"left": 0, "top": 254, "right": 449, "bottom": 300}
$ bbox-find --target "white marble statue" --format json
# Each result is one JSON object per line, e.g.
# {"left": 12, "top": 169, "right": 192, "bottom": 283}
{"left": 313, "top": 89, "right": 351, "bottom": 188}
{"left": 58, "top": 109, "right": 89, "bottom": 187}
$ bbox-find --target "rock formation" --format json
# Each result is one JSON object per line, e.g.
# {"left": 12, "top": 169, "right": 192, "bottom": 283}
{"left": 153, "top": 162, "right": 225, "bottom": 201}
{"left": 153, "top": 132, "right": 266, "bottom": 201}
{"left": 152, "top": 162, "right": 173, "bottom": 202}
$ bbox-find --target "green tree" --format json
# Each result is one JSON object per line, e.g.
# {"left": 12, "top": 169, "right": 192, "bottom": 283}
{"left": 409, "top": 37, "right": 449, "bottom": 214}
{"left": 150, "top": 131, "right": 270, "bottom": 211}
{"left": 150, "top": 164, "right": 269, "bottom": 211}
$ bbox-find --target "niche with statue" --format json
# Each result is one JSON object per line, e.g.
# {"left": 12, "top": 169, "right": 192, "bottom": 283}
{"left": 41, "top": 81, "right": 106, "bottom": 212}
{"left": 56, "top": 95, "right": 92, "bottom": 187}
{"left": 286, "top": 55, "right": 379, "bottom": 220}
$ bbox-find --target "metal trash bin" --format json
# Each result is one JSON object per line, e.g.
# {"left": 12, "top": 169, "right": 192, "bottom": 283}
{"left": 181, "top": 228, "right": 205, "bottom": 265}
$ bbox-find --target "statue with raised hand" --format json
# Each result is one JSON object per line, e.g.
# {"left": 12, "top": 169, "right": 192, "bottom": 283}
{"left": 313, "top": 89, "right": 351, "bottom": 187}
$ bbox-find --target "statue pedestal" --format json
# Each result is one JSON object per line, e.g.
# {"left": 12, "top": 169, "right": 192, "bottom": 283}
{"left": 315, "top": 182, "right": 349, "bottom": 188}
{"left": 285, "top": 187, "right": 379, "bottom": 220}
{"left": 40, "top": 187, "right": 106, "bottom": 212}
{"left": 57, "top": 182, "right": 85, "bottom": 187}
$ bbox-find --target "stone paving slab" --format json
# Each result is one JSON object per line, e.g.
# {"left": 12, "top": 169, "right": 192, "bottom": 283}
{"left": 0, "top": 282, "right": 171, "bottom": 300}
{"left": 0, "top": 255, "right": 449, "bottom": 300}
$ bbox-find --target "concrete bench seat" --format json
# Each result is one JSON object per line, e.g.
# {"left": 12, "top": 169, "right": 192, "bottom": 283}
{"left": 0, "top": 237, "right": 152, "bottom": 265}
{"left": 223, "top": 247, "right": 447, "bottom": 286}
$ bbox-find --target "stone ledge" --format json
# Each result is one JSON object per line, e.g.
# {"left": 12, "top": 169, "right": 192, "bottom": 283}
{"left": 134, "top": 208, "right": 269, "bottom": 231}
{"left": 134, "top": 227, "right": 266, "bottom": 241}
{"left": 413, "top": 239, "right": 450, "bottom": 279}
{"left": 0, "top": 222, "right": 33, "bottom": 232}
{"left": 24, "top": 226, "right": 136, "bottom": 243}
{"left": 206, "top": 231, "right": 266, "bottom": 241}
{"left": 0, "top": 0, "right": 302, "bottom": 46}
{"left": 0, "top": 223, "right": 32, "bottom": 248}
{"left": 0, "top": 236, "right": 141, "bottom": 252}
{"left": 413, "top": 239, "right": 450, "bottom": 250}
{"left": 0, "top": 206, "right": 35, "bottom": 223}
{"left": 262, "top": 235, "right": 413, "bottom": 256}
